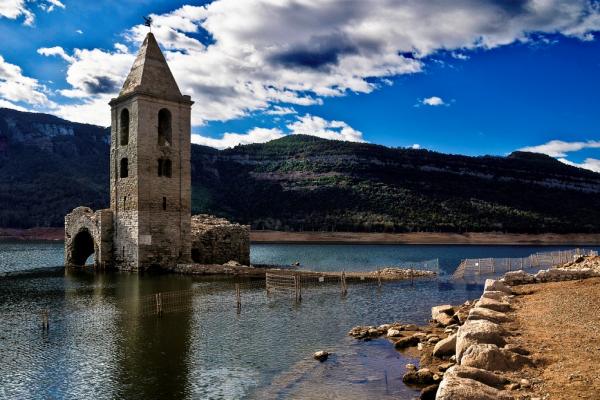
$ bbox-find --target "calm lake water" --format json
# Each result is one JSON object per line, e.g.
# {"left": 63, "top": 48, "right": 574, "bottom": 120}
{"left": 1, "top": 241, "right": 598, "bottom": 399}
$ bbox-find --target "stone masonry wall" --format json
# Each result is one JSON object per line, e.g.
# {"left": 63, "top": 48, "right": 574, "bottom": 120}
{"left": 65, "top": 206, "right": 113, "bottom": 268}
{"left": 191, "top": 214, "right": 250, "bottom": 265}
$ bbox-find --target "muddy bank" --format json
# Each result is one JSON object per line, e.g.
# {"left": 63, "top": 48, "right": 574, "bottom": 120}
{"left": 0, "top": 227, "right": 63, "bottom": 241}
{"left": 251, "top": 231, "right": 600, "bottom": 245}
{"left": 4, "top": 228, "right": 600, "bottom": 245}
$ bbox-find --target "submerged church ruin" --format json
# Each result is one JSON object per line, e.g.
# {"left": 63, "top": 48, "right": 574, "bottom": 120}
{"left": 64, "top": 33, "right": 249, "bottom": 270}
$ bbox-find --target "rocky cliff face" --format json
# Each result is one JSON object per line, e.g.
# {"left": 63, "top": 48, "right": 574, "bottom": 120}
{"left": 2, "top": 108, "right": 600, "bottom": 232}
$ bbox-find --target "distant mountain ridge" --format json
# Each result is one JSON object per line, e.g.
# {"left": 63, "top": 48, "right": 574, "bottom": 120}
{"left": 1, "top": 107, "right": 600, "bottom": 233}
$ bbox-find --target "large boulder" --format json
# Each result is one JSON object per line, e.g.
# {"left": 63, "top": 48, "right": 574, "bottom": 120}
{"left": 436, "top": 375, "right": 515, "bottom": 400}
{"left": 403, "top": 367, "right": 435, "bottom": 385}
{"left": 432, "top": 305, "right": 456, "bottom": 326}
{"left": 484, "top": 279, "right": 512, "bottom": 294}
{"left": 475, "top": 297, "right": 511, "bottom": 313}
{"left": 456, "top": 320, "right": 506, "bottom": 363}
{"left": 432, "top": 304, "right": 454, "bottom": 319}
{"left": 467, "top": 307, "right": 511, "bottom": 324}
{"left": 444, "top": 365, "right": 508, "bottom": 388}
{"left": 480, "top": 290, "right": 510, "bottom": 302}
{"left": 503, "top": 270, "right": 535, "bottom": 286}
{"left": 461, "top": 344, "right": 531, "bottom": 371}
{"left": 433, "top": 334, "right": 456, "bottom": 358}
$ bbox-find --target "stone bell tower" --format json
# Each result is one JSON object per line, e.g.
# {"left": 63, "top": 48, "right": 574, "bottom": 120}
{"left": 108, "top": 32, "right": 193, "bottom": 271}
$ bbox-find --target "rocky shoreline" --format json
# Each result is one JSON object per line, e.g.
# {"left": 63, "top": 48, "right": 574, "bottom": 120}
{"left": 346, "top": 255, "right": 600, "bottom": 399}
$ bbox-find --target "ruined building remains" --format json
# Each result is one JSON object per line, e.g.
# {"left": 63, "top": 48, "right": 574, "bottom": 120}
{"left": 64, "top": 33, "right": 249, "bottom": 270}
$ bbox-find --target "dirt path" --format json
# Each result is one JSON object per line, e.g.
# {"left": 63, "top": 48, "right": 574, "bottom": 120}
{"left": 510, "top": 278, "right": 600, "bottom": 399}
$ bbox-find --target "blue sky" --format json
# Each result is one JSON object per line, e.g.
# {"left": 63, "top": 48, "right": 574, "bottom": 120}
{"left": 1, "top": 0, "right": 600, "bottom": 171}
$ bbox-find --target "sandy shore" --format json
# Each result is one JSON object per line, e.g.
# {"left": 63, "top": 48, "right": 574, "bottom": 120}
{"left": 251, "top": 230, "right": 600, "bottom": 245}
{"left": 509, "top": 277, "right": 600, "bottom": 399}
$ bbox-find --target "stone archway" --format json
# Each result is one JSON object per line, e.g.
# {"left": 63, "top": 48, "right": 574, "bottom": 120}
{"left": 64, "top": 206, "right": 113, "bottom": 268}
{"left": 69, "top": 229, "right": 96, "bottom": 266}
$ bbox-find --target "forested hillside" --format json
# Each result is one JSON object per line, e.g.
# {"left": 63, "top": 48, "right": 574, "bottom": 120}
{"left": 2, "top": 108, "right": 600, "bottom": 233}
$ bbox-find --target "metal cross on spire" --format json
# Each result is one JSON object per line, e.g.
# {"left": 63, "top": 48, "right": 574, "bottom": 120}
{"left": 143, "top": 16, "right": 153, "bottom": 32}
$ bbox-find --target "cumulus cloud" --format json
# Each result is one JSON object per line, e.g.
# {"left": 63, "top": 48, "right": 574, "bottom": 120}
{"left": 0, "top": 98, "right": 28, "bottom": 112}
{"left": 287, "top": 114, "right": 364, "bottom": 142}
{"left": 192, "top": 114, "right": 363, "bottom": 149}
{"left": 192, "top": 127, "right": 284, "bottom": 149}
{"left": 37, "top": 46, "right": 74, "bottom": 63}
{"left": 0, "top": 54, "right": 53, "bottom": 107}
{"left": 558, "top": 157, "right": 600, "bottom": 173}
{"left": 422, "top": 96, "right": 446, "bottom": 106}
{"left": 519, "top": 139, "right": 600, "bottom": 157}
{"left": 32, "top": 0, "right": 600, "bottom": 125}
{"left": 518, "top": 139, "right": 600, "bottom": 173}
{"left": 0, "top": 0, "right": 64, "bottom": 25}
{"left": 411, "top": 144, "right": 421, "bottom": 149}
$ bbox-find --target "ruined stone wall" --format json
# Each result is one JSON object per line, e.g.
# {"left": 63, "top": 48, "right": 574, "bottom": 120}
{"left": 190, "top": 214, "right": 250, "bottom": 265}
{"left": 64, "top": 207, "right": 113, "bottom": 268}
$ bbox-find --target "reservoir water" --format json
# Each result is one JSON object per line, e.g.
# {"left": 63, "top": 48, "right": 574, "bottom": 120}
{"left": 1, "top": 241, "right": 598, "bottom": 399}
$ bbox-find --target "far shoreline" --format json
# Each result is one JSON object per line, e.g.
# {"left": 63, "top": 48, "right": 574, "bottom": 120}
{"left": 3, "top": 227, "right": 600, "bottom": 246}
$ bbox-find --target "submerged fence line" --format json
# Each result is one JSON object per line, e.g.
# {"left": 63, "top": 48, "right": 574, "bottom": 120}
{"left": 453, "top": 248, "right": 598, "bottom": 280}
{"left": 1, "top": 259, "right": 441, "bottom": 338}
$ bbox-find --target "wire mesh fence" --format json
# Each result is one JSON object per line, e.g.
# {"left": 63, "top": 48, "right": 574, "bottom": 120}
{"left": 1, "top": 260, "right": 441, "bottom": 340}
{"left": 452, "top": 248, "right": 598, "bottom": 280}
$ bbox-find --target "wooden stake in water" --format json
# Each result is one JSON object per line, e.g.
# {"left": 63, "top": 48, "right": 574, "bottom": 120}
{"left": 155, "top": 293, "right": 162, "bottom": 316}
{"left": 41, "top": 309, "right": 49, "bottom": 331}
{"left": 236, "top": 283, "right": 241, "bottom": 313}
{"left": 377, "top": 269, "right": 382, "bottom": 288}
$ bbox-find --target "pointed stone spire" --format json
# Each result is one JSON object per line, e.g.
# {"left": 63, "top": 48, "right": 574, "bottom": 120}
{"left": 119, "top": 33, "right": 182, "bottom": 99}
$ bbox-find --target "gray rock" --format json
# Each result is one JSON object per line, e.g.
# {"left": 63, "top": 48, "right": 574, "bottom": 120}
{"left": 387, "top": 328, "right": 401, "bottom": 337}
{"left": 467, "top": 307, "right": 511, "bottom": 324}
{"left": 444, "top": 365, "right": 509, "bottom": 388}
{"left": 484, "top": 279, "right": 512, "bottom": 294}
{"left": 461, "top": 344, "right": 531, "bottom": 371}
{"left": 394, "top": 335, "right": 420, "bottom": 349}
{"left": 475, "top": 297, "right": 511, "bottom": 313}
{"left": 480, "top": 290, "right": 510, "bottom": 302}
{"left": 313, "top": 350, "right": 329, "bottom": 362}
{"left": 431, "top": 304, "right": 454, "bottom": 319}
{"left": 456, "top": 320, "right": 506, "bottom": 363}
{"left": 433, "top": 334, "right": 457, "bottom": 358}
{"left": 503, "top": 270, "right": 535, "bottom": 285}
{"left": 435, "top": 312, "right": 456, "bottom": 327}
{"left": 436, "top": 375, "right": 515, "bottom": 400}
{"left": 403, "top": 368, "right": 434, "bottom": 385}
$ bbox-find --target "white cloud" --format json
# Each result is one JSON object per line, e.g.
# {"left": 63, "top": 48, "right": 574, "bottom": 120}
{"left": 0, "top": 98, "right": 28, "bottom": 111}
{"left": 287, "top": 114, "right": 364, "bottom": 142}
{"left": 37, "top": 46, "right": 74, "bottom": 63}
{"left": 558, "top": 157, "right": 600, "bottom": 173}
{"left": 53, "top": 94, "right": 113, "bottom": 126}
{"left": 422, "top": 96, "right": 445, "bottom": 106}
{"left": 191, "top": 114, "right": 363, "bottom": 149}
{"left": 264, "top": 106, "right": 297, "bottom": 115}
{"left": 114, "top": 43, "right": 128, "bottom": 54}
{"left": 76, "top": 29, "right": 83, "bottom": 34}
{"left": 0, "top": 0, "right": 64, "bottom": 25}
{"left": 411, "top": 144, "right": 421, "bottom": 149}
{"left": 36, "top": 0, "right": 600, "bottom": 126}
{"left": 192, "top": 127, "right": 284, "bottom": 149}
{"left": 0, "top": 54, "right": 53, "bottom": 107}
{"left": 519, "top": 139, "right": 600, "bottom": 157}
